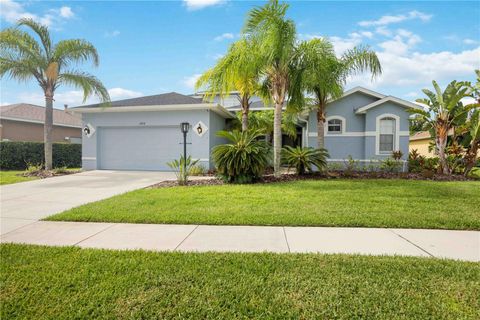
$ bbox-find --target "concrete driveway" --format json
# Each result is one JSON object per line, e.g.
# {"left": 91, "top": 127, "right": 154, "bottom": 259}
{"left": 0, "top": 170, "right": 175, "bottom": 235}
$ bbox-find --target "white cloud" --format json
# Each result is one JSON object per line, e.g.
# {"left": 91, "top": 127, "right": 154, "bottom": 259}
{"left": 347, "top": 47, "right": 480, "bottom": 89}
{"left": 59, "top": 6, "right": 74, "bottom": 18}
{"left": 183, "top": 0, "right": 225, "bottom": 11}
{"left": 104, "top": 30, "right": 121, "bottom": 38}
{"left": 463, "top": 38, "right": 478, "bottom": 45}
{"left": 359, "top": 10, "right": 432, "bottom": 27}
{"left": 17, "top": 87, "right": 143, "bottom": 108}
{"left": 183, "top": 74, "right": 201, "bottom": 89}
{"left": 214, "top": 32, "right": 234, "bottom": 41}
{"left": 378, "top": 29, "right": 422, "bottom": 55}
{"left": 375, "top": 26, "right": 392, "bottom": 37}
{"left": 0, "top": 0, "right": 74, "bottom": 27}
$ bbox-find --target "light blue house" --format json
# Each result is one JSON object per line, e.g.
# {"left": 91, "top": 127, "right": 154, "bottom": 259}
{"left": 72, "top": 87, "right": 417, "bottom": 171}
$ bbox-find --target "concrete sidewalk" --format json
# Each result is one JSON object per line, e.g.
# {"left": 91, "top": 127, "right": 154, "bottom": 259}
{"left": 1, "top": 221, "right": 478, "bottom": 262}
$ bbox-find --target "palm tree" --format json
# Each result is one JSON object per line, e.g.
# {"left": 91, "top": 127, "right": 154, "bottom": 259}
{"left": 195, "top": 38, "right": 260, "bottom": 131}
{"left": 0, "top": 19, "right": 110, "bottom": 170}
{"left": 412, "top": 80, "right": 470, "bottom": 174}
{"left": 299, "top": 38, "right": 382, "bottom": 148}
{"left": 244, "top": 0, "right": 305, "bottom": 177}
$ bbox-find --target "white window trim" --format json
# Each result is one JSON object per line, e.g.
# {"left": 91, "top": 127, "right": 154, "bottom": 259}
{"left": 325, "top": 116, "right": 346, "bottom": 135}
{"left": 376, "top": 113, "right": 400, "bottom": 156}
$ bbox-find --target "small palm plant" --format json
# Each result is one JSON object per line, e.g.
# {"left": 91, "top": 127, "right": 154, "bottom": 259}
{"left": 212, "top": 130, "right": 271, "bottom": 183}
{"left": 167, "top": 155, "right": 199, "bottom": 185}
{"left": 282, "top": 146, "right": 329, "bottom": 175}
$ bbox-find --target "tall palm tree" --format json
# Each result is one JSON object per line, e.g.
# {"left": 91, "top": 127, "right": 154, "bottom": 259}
{"left": 0, "top": 19, "right": 110, "bottom": 170}
{"left": 412, "top": 80, "right": 470, "bottom": 174}
{"left": 195, "top": 38, "right": 260, "bottom": 131}
{"left": 299, "top": 38, "right": 382, "bottom": 148}
{"left": 244, "top": 0, "right": 305, "bottom": 177}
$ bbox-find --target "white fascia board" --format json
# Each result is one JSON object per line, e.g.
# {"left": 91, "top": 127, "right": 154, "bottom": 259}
{"left": 71, "top": 103, "right": 235, "bottom": 119}
{"left": 327, "top": 86, "right": 386, "bottom": 103}
{"left": 0, "top": 116, "right": 82, "bottom": 128}
{"left": 355, "top": 96, "right": 421, "bottom": 114}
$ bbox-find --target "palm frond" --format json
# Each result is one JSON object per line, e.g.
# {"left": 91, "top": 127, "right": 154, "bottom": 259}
{"left": 53, "top": 39, "right": 99, "bottom": 68}
{"left": 17, "top": 18, "right": 52, "bottom": 57}
{"left": 58, "top": 70, "right": 110, "bottom": 103}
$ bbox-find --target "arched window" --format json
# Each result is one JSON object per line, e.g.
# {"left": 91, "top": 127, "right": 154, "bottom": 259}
{"left": 379, "top": 117, "right": 395, "bottom": 152}
{"left": 327, "top": 119, "right": 342, "bottom": 133}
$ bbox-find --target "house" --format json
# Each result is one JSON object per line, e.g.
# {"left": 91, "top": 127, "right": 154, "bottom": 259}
{"left": 410, "top": 131, "right": 435, "bottom": 157}
{"left": 73, "top": 87, "right": 417, "bottom": 171}
{"left": 0, "top": 103, "right": 82, "bottom": 143}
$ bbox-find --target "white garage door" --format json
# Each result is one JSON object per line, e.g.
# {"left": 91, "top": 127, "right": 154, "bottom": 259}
{"left": 98, "top": 126, "right": 183, "bottom": 171}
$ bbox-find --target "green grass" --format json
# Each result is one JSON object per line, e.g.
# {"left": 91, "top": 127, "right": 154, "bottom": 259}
{"left": 0, "top": 170, "right": 37, "bottom": 185}
{"left": 1, "top": 244, "right": 479, "bottom": 319}
{"left": 47, "top": 179, "right": 480, "bottom": 230}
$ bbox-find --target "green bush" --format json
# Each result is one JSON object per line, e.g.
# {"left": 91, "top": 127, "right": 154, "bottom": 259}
{"left": 282, "top": 146, "right": 329, "bottom": 175}
{"left": 0, "top": 141, "right": 81, "bottom": 170}
{"left": 212, "top": 130, "right": 271, "bottom": 184}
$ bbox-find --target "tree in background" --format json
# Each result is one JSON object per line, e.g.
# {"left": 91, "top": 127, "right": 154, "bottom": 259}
{"left": 196, "top": 38, "right": 261, "bottom": 131}
{"left": 0, "top": 19, "right": 109, "bottom": 170}
{"left": 299, "top": 38, "right": 382, "bottom": 148}
{"left": 412, "top": 80, "right": 471, "bottom": 174}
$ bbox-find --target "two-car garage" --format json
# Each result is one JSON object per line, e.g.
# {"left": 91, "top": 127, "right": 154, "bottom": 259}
{"left": 97, "top": 126, "right": 180, "bottom": 171}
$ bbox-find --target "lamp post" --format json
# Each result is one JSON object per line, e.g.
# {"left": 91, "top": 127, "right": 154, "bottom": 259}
{"left": 180, "top": 122, "right": 190, "bottom": 181}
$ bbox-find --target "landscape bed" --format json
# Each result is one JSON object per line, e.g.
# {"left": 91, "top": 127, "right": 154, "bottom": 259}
{"left": 46, "top": 179, "right": 480, "bottom": 230}
{"left": 1, "top": 244, "right": 479, "bottom": 319}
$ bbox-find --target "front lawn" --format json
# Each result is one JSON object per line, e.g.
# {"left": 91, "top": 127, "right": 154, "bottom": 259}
{"left": 1, "top": 244, "right": 478, "bottom": 319}
{"left": 0, "top": 170, "right": 38, "bottom": 185}
{"left": 47, "top": 179, "right": 480, "bottom": 230}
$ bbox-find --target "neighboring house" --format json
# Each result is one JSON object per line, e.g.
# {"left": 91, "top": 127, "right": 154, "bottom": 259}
{"left": 410, "top": 131, "right": 435, "bottom": 157}
{"left": 73, "top": 87, "right": 417, "bottom": 171}
{"left": 0, "top": 103, "right": 82, "bottom": 143}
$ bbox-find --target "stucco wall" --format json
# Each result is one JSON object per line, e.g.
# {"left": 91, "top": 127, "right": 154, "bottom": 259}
{"left": 306, "top": 92, "right": 411, "bottom": 161}
{"left": 0, "top": 119, "right": 81, "bottom": 143}
{"left": 81, "top": 109, "right": 223, "bottom": 170}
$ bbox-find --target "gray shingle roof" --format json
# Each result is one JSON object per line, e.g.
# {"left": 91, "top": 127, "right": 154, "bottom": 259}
{"left": 78, "top": 92, "right": 204, "bottom": 108}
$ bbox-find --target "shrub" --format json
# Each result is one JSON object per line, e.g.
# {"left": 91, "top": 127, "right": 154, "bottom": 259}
{"left": 282, "top": 146, "right": 328, "bottom": 175}
{"left": 380, "top": 157, "right": 402, "bottom": 173}
{"left": 189, "top": 164, "right": 207, "bottom": 176}
{"left": 212, "top": 130, "right": 271, "bottom": 184}
{"left": 167, "top": 155, "right": 199, "bottom": 185}
{"left": 392, "top": 150, "right": 403, "bottom": 160}
{"left": 344, "top": 155, "right": 358, "bottom": 175}
{"left": 0, "top": 142, "right": 81, "bottom": 170}
{"left": 408, "top": 149, "right": 425, "bottom": 173}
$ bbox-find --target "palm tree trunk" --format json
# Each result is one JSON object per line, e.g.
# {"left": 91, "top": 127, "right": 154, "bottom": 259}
{"left": 44, "top": 91, "right": 54, "bottom": 170}
{"left": 316, "top": 105, "right": 325, "bottom": 149}
{"left": 273, "top": 101, "right": 283, "bottom": 177}
{"left": 240, "top": 94, "right": 250, "bottom": 132}
{"left": 436, "top": 129, "right": 449, "bottom": 175}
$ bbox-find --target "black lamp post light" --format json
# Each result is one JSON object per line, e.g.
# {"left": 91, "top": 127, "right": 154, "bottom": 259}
{"left": 180, "top": 122, "right": 190, "bottom": 180}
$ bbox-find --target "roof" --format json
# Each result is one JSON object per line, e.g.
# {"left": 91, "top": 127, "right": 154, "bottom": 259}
{"left": 229, "top": 100, "right": 276, "bottom": 110}
{"left": 410, "top": 131, "right": 431, "bottom": 141}
{"left": 0, "top": 103, "right": 81, "bottom": 128}
{"left": 78, "top": 92, "right": 203, "bottom": 109}
{"left": 72, "top": 92, "right": 234, "bottom": 119}
{"left": 328, "top": 86, "right": 386, "bottom": 103}
{"left": 355, "top": 96, "right": 420, "bottom": 114}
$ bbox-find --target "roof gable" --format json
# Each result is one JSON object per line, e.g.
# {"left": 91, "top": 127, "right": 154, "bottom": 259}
{"left": 354, "top": 96, "right": 420, "bottom": 114}
{"left": 328, "top": 86, "right": 385, "bottom": 104}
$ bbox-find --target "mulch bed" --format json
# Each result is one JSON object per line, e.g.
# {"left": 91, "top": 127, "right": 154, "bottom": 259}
{"left": 21, "top": 169, "right": 81, "bottom": 179}
{"left": 149, "top": 171, "right": 474, "bottom": 188}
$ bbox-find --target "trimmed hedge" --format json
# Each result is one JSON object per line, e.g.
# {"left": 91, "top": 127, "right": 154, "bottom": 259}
{"left": 0, "top": 141, "right": 81, "bottom": 170}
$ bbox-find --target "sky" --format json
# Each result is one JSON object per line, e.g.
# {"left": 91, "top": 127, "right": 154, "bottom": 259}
{"left": 0, "top": 0, "right": 479, "bottom": 109}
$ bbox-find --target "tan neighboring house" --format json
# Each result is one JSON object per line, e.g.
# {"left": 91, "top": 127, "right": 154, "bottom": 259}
{"left": 409, "top": 131, "right": 435, "bottom": 157}
{"left": 0, "top": 103, "right": 82, "bottom": 143}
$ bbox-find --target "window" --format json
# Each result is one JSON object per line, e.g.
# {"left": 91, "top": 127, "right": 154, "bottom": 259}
{"left": 327, "top": 119, "right": 342, "bottom": 133}
{"left": 379, "top": 118, "right": 395, "bottom": 152}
